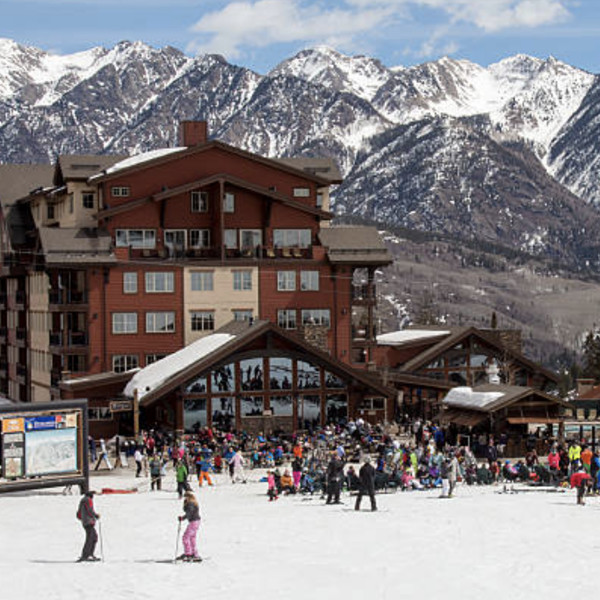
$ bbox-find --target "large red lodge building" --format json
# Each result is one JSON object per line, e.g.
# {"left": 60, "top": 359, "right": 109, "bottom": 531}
{"left": 0, "top": 121, "right": 563, "bottom": 439}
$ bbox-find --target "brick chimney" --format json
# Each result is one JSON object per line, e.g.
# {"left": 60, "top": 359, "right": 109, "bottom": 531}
{"left": 179, "top": 121, "right": 208, "bottom": 147}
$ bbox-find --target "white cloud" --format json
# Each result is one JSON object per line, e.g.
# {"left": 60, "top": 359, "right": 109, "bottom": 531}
{"left": 187, "top": 0, "right": 572, "bottom": 59}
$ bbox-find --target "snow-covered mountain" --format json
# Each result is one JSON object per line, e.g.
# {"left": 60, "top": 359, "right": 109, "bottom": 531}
{"left": 1, "top": 40, "right": 600, "bottom": 269}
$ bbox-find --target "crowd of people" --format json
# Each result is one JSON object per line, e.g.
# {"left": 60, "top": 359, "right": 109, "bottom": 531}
{"left": 78, "top": 419, "right": 600, "bottom": 561}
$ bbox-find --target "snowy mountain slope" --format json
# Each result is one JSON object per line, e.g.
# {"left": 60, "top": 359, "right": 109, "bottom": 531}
{"left": 546, "top": 76, "right": 600, "bottom": 207}
{"left": 0, "top": 39, "right": 599, "bottom": 271}
{"left": 332, "top": 115, "right": 600, "bottom": 268}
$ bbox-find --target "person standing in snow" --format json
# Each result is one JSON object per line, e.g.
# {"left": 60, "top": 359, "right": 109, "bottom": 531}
{"left": 134, "top": 446, "right": 143, "bottom": 477}
{"left": 178, "top": 491, "right": 202, "bottom": 561}
{"left": 325, "top": 453, "right": 344, "bottom": 504}
{"left": 76, "top": 491, "right": 100, "bottom": 562}
{"left": 176, "top": 459, "right": 189, "bottom": 498}
{"left": 354, "top": 457, "right": 377, "bottom": 511}
{"left": 229, "top": 449, "right": 247, "bottom": 483}
{"left": 448, "top": 452, "right": 460, "bottom": 498}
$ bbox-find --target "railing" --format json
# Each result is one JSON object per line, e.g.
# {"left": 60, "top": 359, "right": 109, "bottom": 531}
{"left": 128, "top": 245, "right": 314, "bottom": 261}
{"left": 49, "top": 290, "right": 88, "bottom": 305}
{"left": 352, "top": 284, "right": 376, "bottom": 302}
{"left": 16, "top": 364, "right": 27, "bottom": 378}
{"left": 50, "top": 331, "right": 88, "bottom": 347}
{"left": 16, "top": 328, "right": 26, "bottom": 341}
{"left": 15, "top": 290, "right": 26, "bottom": 305}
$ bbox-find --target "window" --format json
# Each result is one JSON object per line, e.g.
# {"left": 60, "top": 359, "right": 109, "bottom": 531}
{"left": 224, "top": 229, "right": 237, "bottom": 249}
{"left": 273, "top": 229, "right": 311, "bottom": 248}
{"left": 112, "top": 355, "right": 139, "bottom": 373}
{"left": 112, "top": 312, "right": 137, "bottom": 334}
{"left": 223, "top": 192, "right": 235, "bottom": 213}
{"left": 145, "top": 272, "right": 174, "bottom": 293}
{"left": 293, "top": 187, "right": 310, "bottom": 197}
{"left": 233, "top": 310, "right": 253, "bottom": 321}
{"left": 88, "top": 407, "right": 112, "bottom": 421}
{"left": 191, "top": 311, "right": 214, "bottom": 331}
{"left": 300, "top": 270, "right": 319, "bottom": 291}
{"left": 277, "top": 270, "right": 296, "bottom": 291}
{"left": 146, "top": 354, "right": 167, "bottom": 365}
{"left": 82, "top": 191, "right": 95, "bottom": 209}
{"left": 123, "top": 272, "right": 138, "bottom": 294}
{"left": 301, "top": 309, "right": 330, "bottom": 328}
{"left": 277, "top": 309, "right": 296, "bottom": 330}
{"left": 111, "top": 186, "right": 130, "bottom": 197}
{"left": 164, "top": 230, "right": 186, "bottom": 253}
{"left": 316, "top": 192, "right": 324, "bottom": 208}
{"left": 69, "top": 194, "right": 74, "bottom": 214}
{"left": 115, "top": 229, "right": 156, "bottom": 249}
{"left": 190, "top": 271, "right": 213, "bottom": 291}
{"left": 191, "top": 191, "right": 208, "bottom": 213}
{"left": 190, "top": 229, "right": 210, "bottom": 248}
{"left": 146, "top": 311, "right": 175, "bottom": 333}
{"left": 233, "top": 270, "right": 252, "bottom": 291}
{"left": 47, "top": 204, "right": 55, "bottom": 220}
{"left": 240, "top": 229, "right": 262, "bottom": 250}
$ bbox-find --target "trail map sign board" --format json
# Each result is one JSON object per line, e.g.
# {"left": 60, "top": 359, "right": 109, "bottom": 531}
{"left": 0, "top": 400, "right": 89, "bottom": 494}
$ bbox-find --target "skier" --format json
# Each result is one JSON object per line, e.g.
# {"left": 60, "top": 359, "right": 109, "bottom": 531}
{"left": 94, "top": 438, "right": 113, "bottom": 471}
{"left": 176, "top": 459, "right": 189, "bottom": 498}
{"left": 76, "top": 490, "right": 101, "bottom": 562}
{"left": 267, "top": 470, "right": 278, "bottom": 501}
{"left": 198, "top": 456, "right": 215, "bottom": 487}
{"left": 439, "top": 457, "right": 450, "bottom": 498}
{"left": 178, "top": 490, "right": 202, "bottom": 561}
{"left": 229, "top": 449, "right": 247, "bottom": 483}
{"left": 325, "top": 453, "right": 344, "bottom": 504}
{"left": 354, "top": 457, "right": 377, "bottom": 511}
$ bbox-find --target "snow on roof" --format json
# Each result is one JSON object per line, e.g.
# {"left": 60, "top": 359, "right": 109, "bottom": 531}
{"left": 443, "top": 386, "right": 505, "bottom": 411}
{"left": 124, "top": 333, "right": 235, "bottom": 400}
{"left": 376, "top": 329, "right": 450, "bottom": 346}
{"left": 91, "top": 147, "right": 187, "bottom": 179}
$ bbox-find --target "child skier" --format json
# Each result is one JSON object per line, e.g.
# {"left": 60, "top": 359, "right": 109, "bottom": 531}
{"left": 267, "top": 470, "right": 278, "bottom": 501}
{"left": 178, "top": 490, "right": 202, "bottom": 561}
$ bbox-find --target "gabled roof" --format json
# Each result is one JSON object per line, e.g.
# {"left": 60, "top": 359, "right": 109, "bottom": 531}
{"left": 398, "top": 326, "right": 559, "bottom": 383}
{"left": 377, "top": 329, "right": 451, "bottom": 347}
{"left": 38, "top": 227, "right": 115, "bottom": 265}
{"left": 577, "top": 383, "right": 600, "bottom": 401}
{"left": 89, "top": 140, "right": 333, "bottom": 187}
{"left": 442, "top": 384, "right": 570, "bottom": 414}
{"left": 274, "top": 157, "right": 343, "bottom": 184}
{"left": 0, "top": 164, "right": 54, "bottom": 209}
{"left": 97, "top": 172, "right": 333, "bottom": 220}
{"left": 56, "top": 154, "right": 127, "bottom": 183}
{"left": 318, "top": 226, "right": 392, "bottom": 265}
{"left": 124, "top": 320, "right": 394, "bottom": 406}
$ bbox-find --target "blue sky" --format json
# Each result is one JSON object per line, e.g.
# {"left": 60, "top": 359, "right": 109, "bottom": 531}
{"left": 2, "top": 0, "right": 600, "bottom": 73}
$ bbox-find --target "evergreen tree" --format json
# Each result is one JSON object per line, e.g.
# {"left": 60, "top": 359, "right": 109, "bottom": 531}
{"left": 582, "top": 330, "right": 600, "bottom": 381}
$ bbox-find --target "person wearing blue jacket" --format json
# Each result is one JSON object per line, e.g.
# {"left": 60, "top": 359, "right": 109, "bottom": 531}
{"left": 198, "top": 457, "right": 215, "bottom": 487}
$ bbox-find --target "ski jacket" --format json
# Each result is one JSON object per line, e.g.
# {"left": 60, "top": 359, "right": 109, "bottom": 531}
{"left": 358, "top": 462, "right": 376, "bottom": 493}
{"left": 176, "top": 463, "right": 189, "bottom": 483}
{"left": 547, "top": 452, "right": 560, "bottom": 469}
{"left": 569, "top": 445, "right": 582, "bottom": 462}
{"left": 77, "top": 496, "right": 99, "bottom": 527}
{"left": 182, "top": 500, "right": 201, "bottom": 522}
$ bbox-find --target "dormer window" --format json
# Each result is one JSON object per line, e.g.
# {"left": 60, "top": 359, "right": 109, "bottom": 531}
{"left": 191, "top": 191, "right": 208, "bottom": 213}
{"left": 111, "top": 186, "right": 130, "bottom": 198}
{"left": 293, "top": 187, "right": 310, "bottom": 198}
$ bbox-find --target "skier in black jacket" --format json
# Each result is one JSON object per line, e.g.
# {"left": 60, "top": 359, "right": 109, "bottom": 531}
{"left": 77, "top": 491, "right": 100, "bottom": 561}
{"left": 355, "top": 458, "right": 377, "bottom": 511}
{"left": 326, "top": 454, "right": 344, "bottom": 504}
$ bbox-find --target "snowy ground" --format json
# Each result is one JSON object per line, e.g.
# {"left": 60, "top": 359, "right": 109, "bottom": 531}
{"left": 0, "top": 464, "right": 593, "bottom": 600}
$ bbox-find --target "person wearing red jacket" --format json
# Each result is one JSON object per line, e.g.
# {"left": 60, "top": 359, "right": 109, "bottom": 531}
{"left": 570, "top": 469, "right": 592, "bottom": 505}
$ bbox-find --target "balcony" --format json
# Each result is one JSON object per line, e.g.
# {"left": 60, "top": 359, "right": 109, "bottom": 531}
{"left": 50, "top": 331, "right": 88, "bottom": 352}
{"left": 16, "top": 328, "right": 27, "bottom": 344}
{"left": 15, "top": 290, "right": 26, "bottom": 307}
{"left": 49, "top": 290, "right": 88, "bottom": 310}
{"left": 0, "top": 327, "right": 7, "bottom": 343}
{"left": 352, "top": 284, "right": 376, "bottom": 304}
{"left": 127, "top": 245, "right": 314, "bottom": 262}
{"left": 16, "top": 363, "right": 27, "bottom": 381}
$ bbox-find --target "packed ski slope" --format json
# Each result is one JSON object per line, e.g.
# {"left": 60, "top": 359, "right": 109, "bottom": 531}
{"left": 0, "top": 467, "right": 594, "bottom": 599}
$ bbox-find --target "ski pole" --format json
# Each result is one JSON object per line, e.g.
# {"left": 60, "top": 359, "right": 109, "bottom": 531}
{"left": 98, "top": 519, "right": 105, "bottom": 562}
{"left": 174, "top": 518, "right": 182, "bottom": 561}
